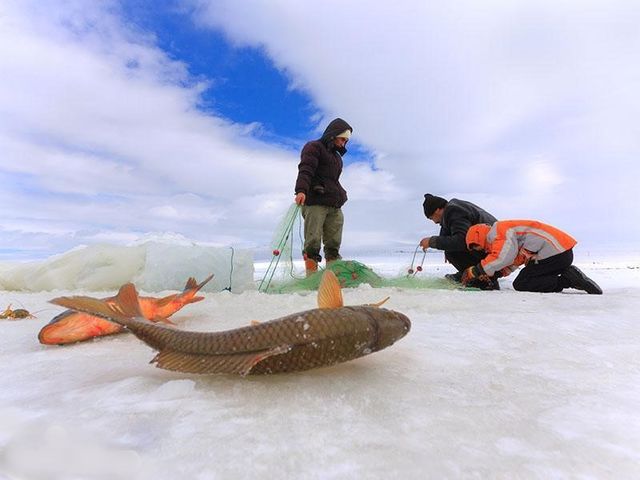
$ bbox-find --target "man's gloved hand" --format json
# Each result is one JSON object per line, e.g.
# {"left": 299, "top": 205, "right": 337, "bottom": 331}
{"left": 461, "top": 264, "right": 489, "bottom": 285}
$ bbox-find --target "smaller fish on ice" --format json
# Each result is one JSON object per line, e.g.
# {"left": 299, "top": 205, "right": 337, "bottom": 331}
{"left": 38, "top": 275, "right": 213, "bottom": 345}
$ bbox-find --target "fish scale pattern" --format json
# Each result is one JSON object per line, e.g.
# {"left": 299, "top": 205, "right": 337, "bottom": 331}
{"left": 122, "top": 307, "right": 380, "bottom": 355}
{"left": 151, "top": 328, "right": 378, "bottom": 375}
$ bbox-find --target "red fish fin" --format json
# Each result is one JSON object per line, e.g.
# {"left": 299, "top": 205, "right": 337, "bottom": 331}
{"left": 151, "top": 345, "right": 291, "bottom": 375}
{"left": 50, "top": 283, "right": 142, "bottom": 322}
{"left": 317, "top": 270, "right": 344, "bottom": 309}
{"left": 369, "top": 296, "right": 390, "bottom": 308}
{"left": 190, "top": 296, "right": 205, "bottom": 303}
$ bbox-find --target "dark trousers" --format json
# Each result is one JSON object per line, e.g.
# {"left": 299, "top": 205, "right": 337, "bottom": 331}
{"left": 445, "top": 250, "right": 487, "bottom": 272}
{"left": 512, "top": 249, "right": 574, "bottom": 293}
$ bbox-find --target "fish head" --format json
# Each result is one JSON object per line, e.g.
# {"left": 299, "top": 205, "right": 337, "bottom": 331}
{"left": 365, "top": 307, "right": 411, "bottom": 350}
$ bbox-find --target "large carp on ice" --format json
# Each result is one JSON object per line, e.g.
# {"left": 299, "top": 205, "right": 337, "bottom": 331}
{"left": 50, "top": 271, "right": 411, "bottom": 375}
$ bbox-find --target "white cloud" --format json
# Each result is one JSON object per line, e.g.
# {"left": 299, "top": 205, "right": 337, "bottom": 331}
{"left": 2, "top": 0, "right": 640, "bottom": 261}
{"left": 0, "top": 0, "right": 309, "bottom": 256}
{"left": 191, "top": 0, "right": 640, "bottom": 248}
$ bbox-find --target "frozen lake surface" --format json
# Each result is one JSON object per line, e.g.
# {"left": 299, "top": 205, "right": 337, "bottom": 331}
{"left": 1, "top": 247, "right": 639, "bottom": 479}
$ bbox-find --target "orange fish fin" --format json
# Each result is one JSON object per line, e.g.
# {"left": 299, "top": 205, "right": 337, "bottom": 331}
{"left": 369, "top": 296, "right": 390, "bottom": 308}
{"left": 151, "top": 344, "right": 291, "bottom": 375}
{"left": 317, "top": 270, "right": 344, "bottom": 309}
{"left": 190, "top": 296, "right": 205, "bottom": 303}
{"left": 50, "top": 283, "right": 142, "bottom": 321}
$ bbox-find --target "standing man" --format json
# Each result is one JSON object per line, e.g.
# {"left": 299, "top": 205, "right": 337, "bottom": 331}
{"left": 295, "top": 118, "right": 352, "bottom": 276}
{"left": 463, "top": 220, "right": 603, "bottom": 294}
{"left": 419, "top": 194, "right": 498, "bottom": 289}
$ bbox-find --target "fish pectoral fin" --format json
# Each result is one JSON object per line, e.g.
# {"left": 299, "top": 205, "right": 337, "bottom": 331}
{"left": 151, "top": 344, "right": 292, "bottom": 376}
{"left": 238, "top": 345, "right": 292, "bottom": 376}
{"left": 317, "top": 270, "right": 344, "bottom": 309}
{"left": 368, "top": 296, "right": 390, "bottom": 308}
{"left": 154, "top": 316, "right": 176, "bottom": 326}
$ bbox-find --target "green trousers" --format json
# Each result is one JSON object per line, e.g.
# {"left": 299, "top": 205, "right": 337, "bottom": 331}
{"left": 301, "top": 205, "right": 344, "bottom": 262}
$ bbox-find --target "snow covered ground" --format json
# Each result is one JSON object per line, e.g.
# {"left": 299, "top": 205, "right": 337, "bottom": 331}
{"left": 1, "top": 248, "right": 639, "bottom": 479}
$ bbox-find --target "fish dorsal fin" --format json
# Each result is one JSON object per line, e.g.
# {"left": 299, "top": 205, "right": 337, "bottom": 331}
{"left": 368, "top": 296, "right": 390, "bottom": 308}
{"left": 113, "top": 283, "right": 144, "bottom": 318}
{"left": 317, "top": 270, "right": 343, "bottom": 309}
{"left": 50, "top": 283, "right": 142, "bottom": 322}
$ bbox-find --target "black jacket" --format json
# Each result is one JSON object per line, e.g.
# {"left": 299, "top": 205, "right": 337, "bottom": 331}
{"left": 429, "top": 198, "right": 497, "bottom": 252}
{"left": 294, "top": 118, "right": 352, "bottom": 208}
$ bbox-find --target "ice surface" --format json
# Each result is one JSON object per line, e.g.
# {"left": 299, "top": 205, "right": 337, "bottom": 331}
{"left": 0, "top": 247, "right": 639, "bottom": 479}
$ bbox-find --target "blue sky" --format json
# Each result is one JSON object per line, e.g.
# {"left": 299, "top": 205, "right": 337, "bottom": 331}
{"left": 121, "top": 1, "right": 315, "bottom": 143}
{"left": 1, "top": 0, "right": 639, "bottom": 262}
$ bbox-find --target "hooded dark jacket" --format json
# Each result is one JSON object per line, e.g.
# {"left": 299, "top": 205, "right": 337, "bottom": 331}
{"left": 428, "top": 198, "right": 497, "bottom": 252}
{"left": 294, "top": 118, "right": 352, "bottom": 208}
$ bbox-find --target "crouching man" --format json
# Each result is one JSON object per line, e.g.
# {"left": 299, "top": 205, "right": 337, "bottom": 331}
{"left": 419, "top": 193, "right": 498, "bottom": 289}
{"left": 463, "top": 220, "right": 602, "bottom": 294}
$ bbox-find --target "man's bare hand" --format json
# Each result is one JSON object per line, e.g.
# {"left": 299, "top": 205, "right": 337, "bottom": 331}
{"left": 419, "top": 237, "right": 431, "bottom": 251}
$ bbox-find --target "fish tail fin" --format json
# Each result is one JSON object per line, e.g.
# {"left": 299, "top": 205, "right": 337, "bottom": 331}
{"left": 174, "top": 274, "right": 214, "bottom": 305}
{"left": 50, "top": 283, "right": 142, "bottom": 326}
{"left": 183, "top": 277, "right": 198, "bottom": 291}
{"left": 183, "top": 274, "right": 214, "bottom": 294}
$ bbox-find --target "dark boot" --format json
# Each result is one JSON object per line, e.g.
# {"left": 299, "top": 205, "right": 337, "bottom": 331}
{"left": 466, "top": 276, "right": 500, "bottom": 291}
{"left": 444, "top": 271, "right": 463, "bottom": 283}
{"left": 561, "top": 266, "right": 603, "bottom": 294}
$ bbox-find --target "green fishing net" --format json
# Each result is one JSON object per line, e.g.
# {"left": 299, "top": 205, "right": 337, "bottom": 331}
{"left": 258, "top": 204, "right": 459, "bottom": 293}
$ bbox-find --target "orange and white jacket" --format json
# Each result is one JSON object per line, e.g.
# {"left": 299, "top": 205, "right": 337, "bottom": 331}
{"left": 469, "top": 220, "right": 577, "bottom": 277}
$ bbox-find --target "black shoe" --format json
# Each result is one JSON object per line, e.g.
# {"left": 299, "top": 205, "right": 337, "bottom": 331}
{"left": 561, "top": 266, "right": 603, "bottom": 294}
{"left": 444, "top": 272, "right": 463, "bottom": 283}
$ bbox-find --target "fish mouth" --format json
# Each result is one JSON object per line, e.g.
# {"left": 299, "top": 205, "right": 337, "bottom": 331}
{"left": 398, "top": 312, "right": 411, "bottom": 332}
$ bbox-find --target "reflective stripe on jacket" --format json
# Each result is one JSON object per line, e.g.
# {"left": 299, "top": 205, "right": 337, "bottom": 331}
{"left": 481, "top": 220, "right": 577, "bottom": 276}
